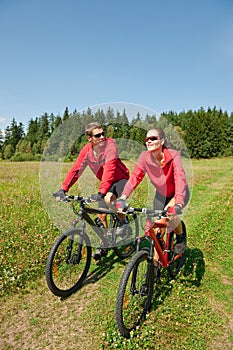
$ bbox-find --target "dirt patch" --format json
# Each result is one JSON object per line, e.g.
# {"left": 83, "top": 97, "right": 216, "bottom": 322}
{"left": 207, "top": 293, "right": 233, "bottom": 350}
{"left": 0, "top": 278, "right": 102, "bottom": 350}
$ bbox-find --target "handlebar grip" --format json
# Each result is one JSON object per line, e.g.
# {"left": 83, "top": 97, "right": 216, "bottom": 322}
{"left": 127, "top": 207, "right": 167, "bottom": 216}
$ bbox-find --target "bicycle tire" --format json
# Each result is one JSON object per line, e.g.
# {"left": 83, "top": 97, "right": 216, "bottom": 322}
{"left": 45, "top": 228, "right": 92, "bottom": 297}
{"left": 113, "top": 213, "right": 139, "bottom": 259}
{"left": 115, "top": 250, "right": 154, "bottom": 338}
{"left": 168, "top": 221, "right": 187, "bottom": 278}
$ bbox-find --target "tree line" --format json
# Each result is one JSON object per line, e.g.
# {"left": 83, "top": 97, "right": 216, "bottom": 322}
{"left": 0, "top": 106, "right": 232, "bottom": 161}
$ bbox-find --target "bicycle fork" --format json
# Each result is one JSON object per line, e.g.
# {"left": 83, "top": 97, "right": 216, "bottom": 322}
{"left": 130, "top": 241, "right": 154, "bottom": 296}
{"left": 66, "top": 221, "right": 86, "bottom": 264}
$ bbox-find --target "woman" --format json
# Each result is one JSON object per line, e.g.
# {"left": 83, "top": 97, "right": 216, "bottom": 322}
{"left": 117, "top": 127, "right": 190, "bottom": 255}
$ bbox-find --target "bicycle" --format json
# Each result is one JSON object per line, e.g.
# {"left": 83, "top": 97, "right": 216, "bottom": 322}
{"left": 115, "top": 206, "right": 186, "bottom": 338}
{"left": 45, "top": 195, "right": 139, "bottom": 298}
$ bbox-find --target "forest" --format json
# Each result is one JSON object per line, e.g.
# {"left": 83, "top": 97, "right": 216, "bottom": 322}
{"left": 0, "top": 105, "right": 232, "bottom": 160}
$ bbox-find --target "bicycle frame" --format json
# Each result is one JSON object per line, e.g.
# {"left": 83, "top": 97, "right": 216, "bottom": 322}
{"left": 135, "top": 214, "right": 181, "bottom": 269}
{"left": 46, "top": 195, "right": 139, "bottom": 298}
{"left": 145, "top": 219, "right": 172, "bottom": 267}
{"left": 70, "top": 197, "right": 117, "bottom": 248}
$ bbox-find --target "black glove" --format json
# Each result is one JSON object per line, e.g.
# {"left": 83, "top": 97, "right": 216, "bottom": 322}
{"left": 53, "top": 189, "right": 67, "bottom": 201}
{"left": 91, "top": 192, "right": 105, "bottom": 201}
{"left": 115, "top": 199, "right": 128, "bottom": 212}
{"left": 174, "top": 204, "right": 183, "bottom": 215}
{"left": 167, "top": 204, "right": 183, "bottom": 215}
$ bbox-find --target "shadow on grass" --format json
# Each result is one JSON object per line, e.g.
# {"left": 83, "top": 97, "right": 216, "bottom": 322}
{"left": 151, "top": 246, "right": 205, "bottom": 310}
{"left": 182, "top": 247, "right": 205, "bottom": 286}
{"left": 60, "top": 249, "right": 128, "bottom": 300}
{"left": 84, "top": 250, "right": 128, "bottom": 285}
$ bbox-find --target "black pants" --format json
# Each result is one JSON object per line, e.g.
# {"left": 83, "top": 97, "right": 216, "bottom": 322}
{"left": 153, "top": 186, "right": 190, "bottom": 210}
{"left": 98, "top": 178, "right": 128, "bottom": 209}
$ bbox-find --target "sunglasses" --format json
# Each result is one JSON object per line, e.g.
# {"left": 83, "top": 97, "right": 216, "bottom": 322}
{"left": 92, "top": 131, "right": 105, "bottom": 138}
{"left": 145, "top": 136, "right": 159, "bottom": 142}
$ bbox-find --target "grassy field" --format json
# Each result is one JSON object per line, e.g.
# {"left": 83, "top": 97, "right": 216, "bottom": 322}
{"left": 0, "top": 158, "right": 233, "bottom": 349}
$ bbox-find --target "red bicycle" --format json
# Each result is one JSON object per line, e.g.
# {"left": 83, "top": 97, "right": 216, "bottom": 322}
{"left": 115, "top": 206, "right": 186, "bottom": 338}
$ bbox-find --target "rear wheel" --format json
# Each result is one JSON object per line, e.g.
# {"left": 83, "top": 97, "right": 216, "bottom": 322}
{"left": 113, "top": 213, "right": 139, "bottom": 259}
{"left": 168, "top": 221, "right": 186, "bottom": 278}
{"left": 115, "top": 250, "right": 155, "bottom": 338}
{"left": 45, "top": 228, "right": 92, "bottom": 297}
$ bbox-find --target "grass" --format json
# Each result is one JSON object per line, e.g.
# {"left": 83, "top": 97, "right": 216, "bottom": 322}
{"left": 0, "top": 158, "right": 233, "bottom": 349}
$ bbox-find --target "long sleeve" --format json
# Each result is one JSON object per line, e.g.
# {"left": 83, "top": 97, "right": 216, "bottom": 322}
{"left": 99, "top": 139, "right": 129, "bottom": 194}
{"left": 122, "top": 159, "right": 146, "bottom": 198}
{"left": 62, "top": 145, "right": 89, "bottom": 191}
{"left": 171, "top": 151, "right": 188, "bottom": 206}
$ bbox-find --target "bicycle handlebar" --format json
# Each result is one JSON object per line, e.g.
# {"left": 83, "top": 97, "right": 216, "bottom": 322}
{"left": 67, "top": 195, "right": 87, "bottom": 201}
{"left": 52, "top": 193, "right": 97, "bottom": 204}
{"left": 53, "top": 194, "right": 175, "bottom": 218}
{"left": 125, "top": 207, "right": 168, "bottom": 217}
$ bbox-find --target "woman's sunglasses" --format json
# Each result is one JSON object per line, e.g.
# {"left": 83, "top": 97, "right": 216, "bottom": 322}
{"left": 145, "top": 136, "right": 159, "bottom": 142}
{"left": 92, "top": 132, "right": 105, "bottom": 138}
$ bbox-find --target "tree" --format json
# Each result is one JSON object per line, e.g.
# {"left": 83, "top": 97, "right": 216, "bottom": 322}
{"left": 3, "top": 118, "right": 25, "bottom": 155}
{"left": 4, "top": 144, "right": 14, "bottom": 159}
{"left": 226, "top": 112, "right": 233, "bottom": 155}
{"left": 105, "top": 107, "right": 115, "bottom": 125}
{"left": 0, "top": 129, "right": 3, "bottom": 149}
{"left": 38, "top": 114, "right": 50, "bottom": 140}
{"left": 54, "top": 115, "right": 62, "bottom": 129}
{"left": 63, "top": 107, "right": 69, "bottom": 121}
{"left": 94, "top": 109, "right": 106, "bottom": 125}
{"left": 49, "top": 113, "right": 56, "bottom": 133}
{"left": 184, "top": 109, "right": 206, "bottom": 158}
{"left": 16, "top": 139, "right": 32, "bottom": 153}
{"left": 27, "top": 118, "right": 39, "bottom": 144}
{"left": 144, "top": 114, "right": 158, "bottom": 129}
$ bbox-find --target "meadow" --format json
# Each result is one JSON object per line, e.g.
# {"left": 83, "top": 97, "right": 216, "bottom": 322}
{"left": 0, "top": 158, "right": 233, "bottom": 349}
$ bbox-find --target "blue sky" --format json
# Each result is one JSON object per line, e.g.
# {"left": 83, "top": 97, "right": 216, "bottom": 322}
{"left": 0, "top": 0, "right": 233, "bottom": 131}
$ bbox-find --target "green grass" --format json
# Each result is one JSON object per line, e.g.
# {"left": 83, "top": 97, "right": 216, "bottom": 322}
{"left": 0, "top": 158, "right": 233, "bottom": 349}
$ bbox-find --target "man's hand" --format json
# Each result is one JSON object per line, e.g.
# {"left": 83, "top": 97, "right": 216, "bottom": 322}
{"left": 53, "top": 189, "right": 67, "bottom": 201}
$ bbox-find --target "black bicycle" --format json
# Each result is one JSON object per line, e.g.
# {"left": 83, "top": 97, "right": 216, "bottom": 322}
{"left": 45, "top": 195, "right": 139, "bottom": 298}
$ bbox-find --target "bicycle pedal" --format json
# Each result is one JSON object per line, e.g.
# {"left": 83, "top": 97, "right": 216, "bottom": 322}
{"left": 93, "top": 253, "right": 101, "bottom": 261}
{"left": 93, "top": 248, "right": 108, "bottom": 261}
{"left": 101, "top": 248, "right": 108, "bottom": 257}
{"left": 93, "top": 248, "right": 102, "bottom": 261}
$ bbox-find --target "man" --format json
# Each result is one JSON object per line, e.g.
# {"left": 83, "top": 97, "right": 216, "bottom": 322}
{"left": 54, "top": 122, "right": 129, "bottom": 259}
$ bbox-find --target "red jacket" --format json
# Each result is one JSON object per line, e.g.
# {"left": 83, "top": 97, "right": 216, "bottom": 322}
{"left": 122, "top": 148, "right": 188, "bottom": 206}
{"left": 62, "top": 138, "right": 129, "bottom": 194}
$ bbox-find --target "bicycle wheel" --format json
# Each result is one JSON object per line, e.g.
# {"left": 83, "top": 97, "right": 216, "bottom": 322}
{"left": 113, "top": 213, "right": 139, "bottom": 259}
{"left": 115, "top": 250, "right": 155, "bottom": 338}
{"left": 168, "top": 221, "right": 187, "bottom": 278}
{"left": 46, "top": 228, "right": 92, "bottom": 297}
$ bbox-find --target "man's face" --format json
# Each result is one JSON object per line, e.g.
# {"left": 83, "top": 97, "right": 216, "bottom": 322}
{"left": 88, "top": 128, "right": 106, "bottom": 148}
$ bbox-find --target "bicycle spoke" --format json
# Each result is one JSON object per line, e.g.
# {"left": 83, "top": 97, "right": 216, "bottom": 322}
{"left": 46, "top": 229, "right": 91, "bottom": 297}
{"left": 116, "top": 250, "right": 154, "bottom": 338}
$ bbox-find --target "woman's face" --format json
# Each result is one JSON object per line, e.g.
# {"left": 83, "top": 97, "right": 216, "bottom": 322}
{"left": 145, "top": 130, "right": 163, "bottom": 152}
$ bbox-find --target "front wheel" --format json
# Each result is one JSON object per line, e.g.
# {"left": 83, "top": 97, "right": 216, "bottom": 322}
{"left": 45, "top": 228, "right": 92, "bottom": 297}
{"left": 115, "top": 250, "right": 155, "bottom": 338}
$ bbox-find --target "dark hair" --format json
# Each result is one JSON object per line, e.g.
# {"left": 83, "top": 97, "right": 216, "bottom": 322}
{"left": 85, "top": 122, "right": 102, "bottom": 136}
{"left": 148, "top": 127, "right": 170, "bottom": 148}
